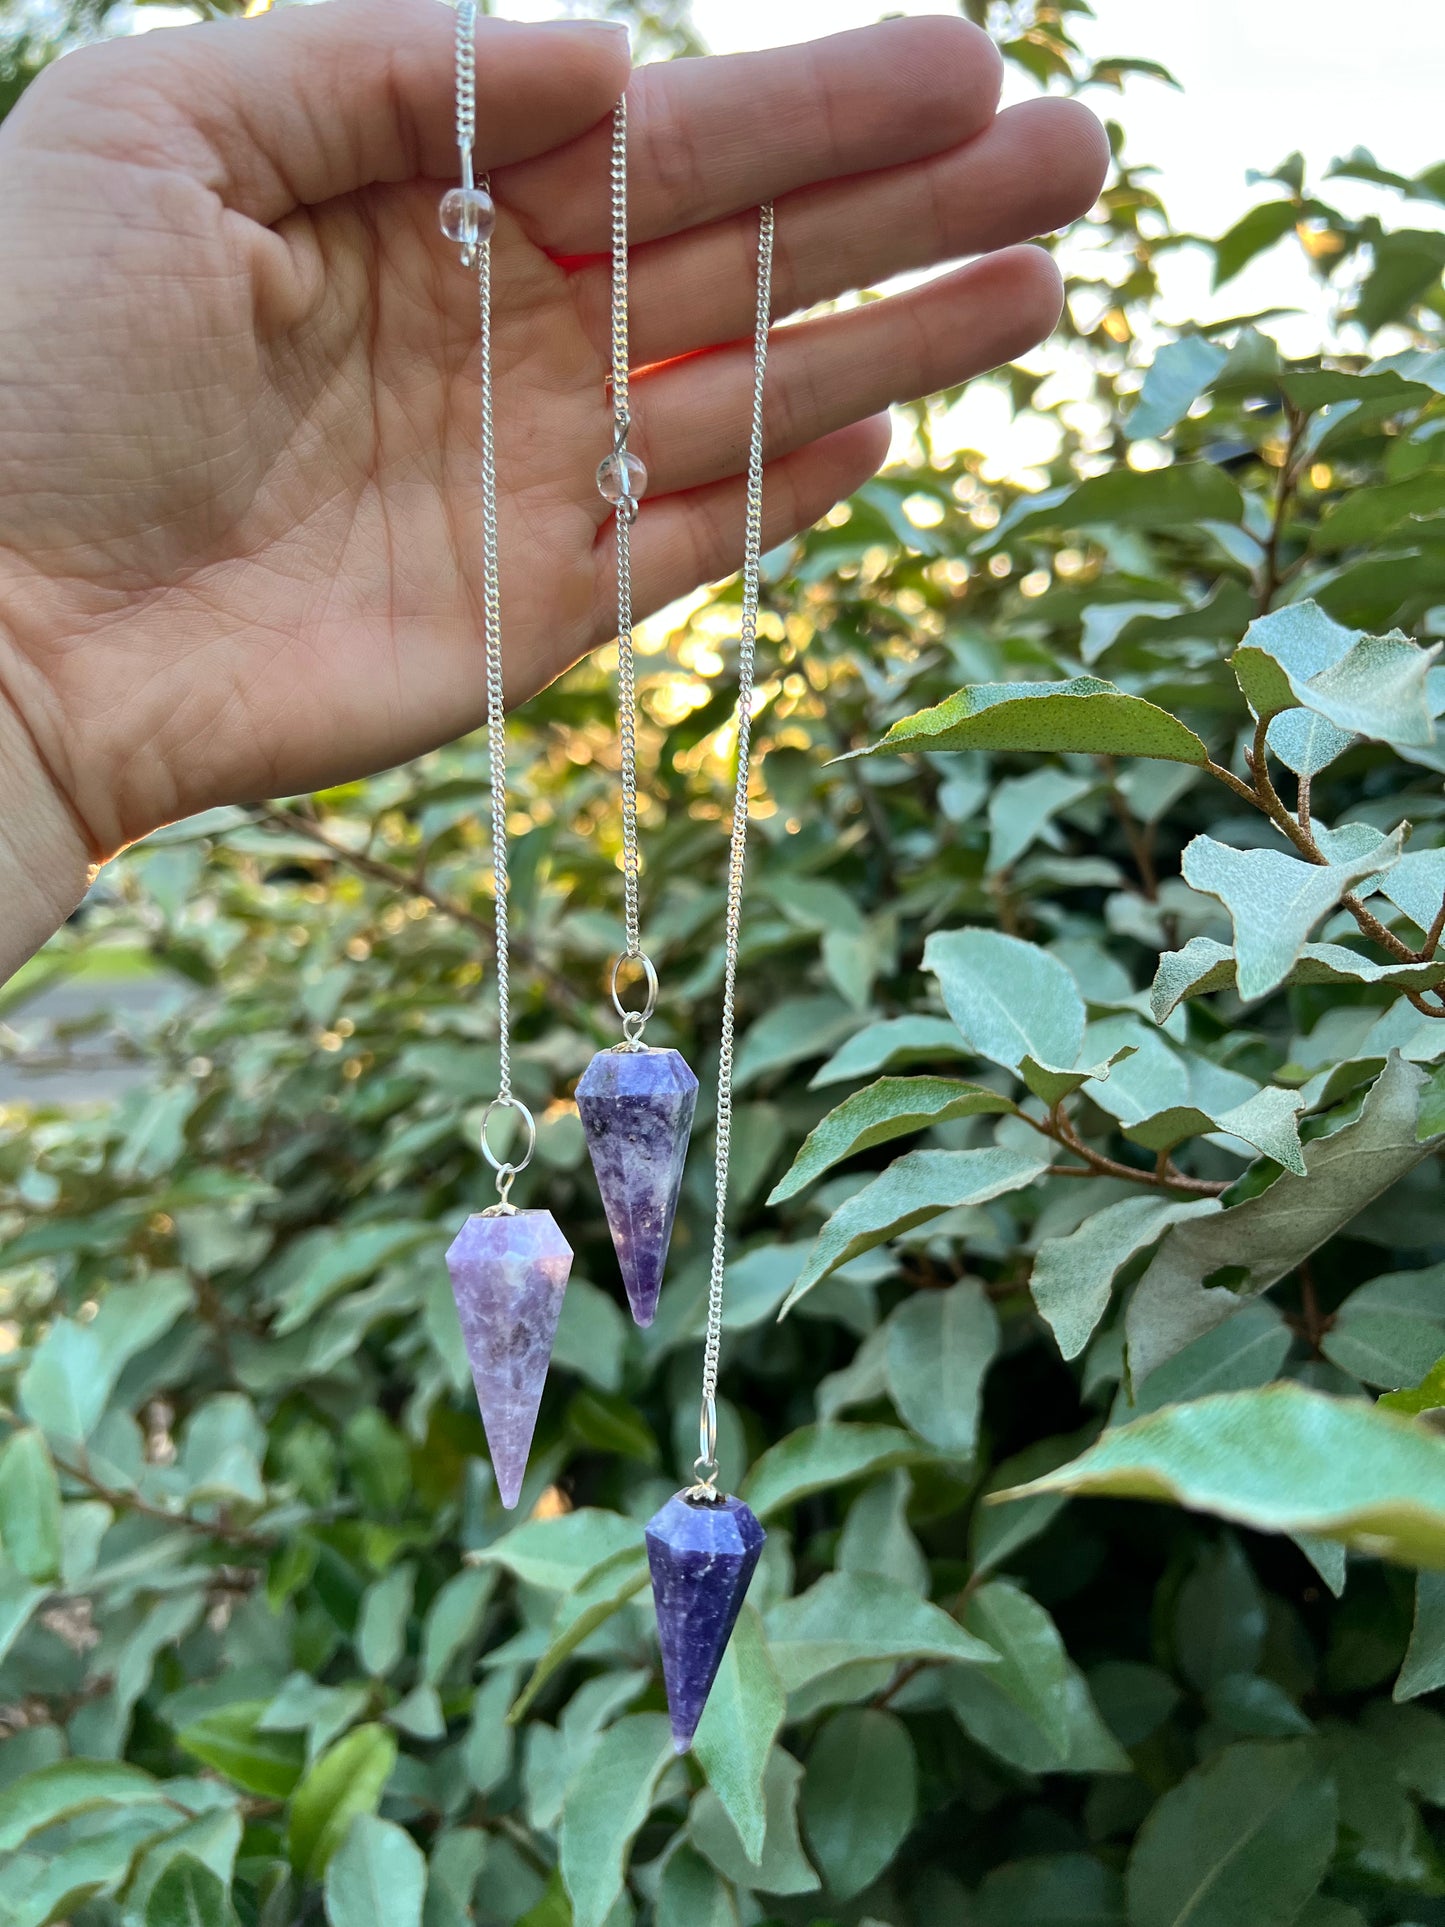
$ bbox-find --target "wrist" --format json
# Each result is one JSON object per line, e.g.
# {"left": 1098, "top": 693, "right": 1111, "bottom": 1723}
{"left": 0, "top": 682, "right": 93, "bottom": 984}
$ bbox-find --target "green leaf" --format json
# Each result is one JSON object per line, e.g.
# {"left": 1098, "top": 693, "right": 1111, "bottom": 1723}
{"left": 742, "top": 1424, "right": 923, "bottom": 1520}
{"left": 1398, "top": 1572, "right": 1445, "bottom": 1701}
{"left": 781, "top": 1147, "right": 1049, "bottom": 1310}
{"left": 420, "top": 1566, "right": 497, "bottom": 1685}
{"left": 18, "top": 1319, "right": 108, "bottom": 1448}
{"left": 323, "top": 1815, "right": 426, "bottom": 1927}
{"left": 0, "top": 1428, "right": 62, "bottom": 1584}
{"left": 997, "top": 1383, "right": 1445, "bottom": 1569}
{"left": 1151, "top": 935, "right": 1445, "bottom": 1021}
{"left": 923, "top": 930, "right": 1085, "bottom": 1075}
{"left": 1357, "top": 229, "right": 1445, "bottom": 333}
{"left": 1180, "top": 829, "right": 1403, "bottom": 1000}
{"left": 1122, "top": 1084, "right": 1308, "bottom": 1175}
{"left": 474, "top": 1508, "right": 640, "bottom": 1590}
{"left": 801, "top": 1707, "right": 917, "bottom": 1899}
{"left": 1235, "top": 620, "right": 1439, "bottom": 748}
{"left": 267, "top": 1222, "right": 437, "bottom": 1335}
{"left": 1126, "top": 1739, "right": 1336, "bottom": 1927}
{"left": 1127, "top": 1055, "right": 1440, "bottom": 1382}
{"left": 1313, "top": 469, "right": 1445, "bottom": 552}
{"left": 1126, "top": 336, "right": 1229, "bottom": 440}
{"left": 1031, "top": 1195, "right": 1223, "bottom": 1360}
{"left": 1381, "top": 1349, "right": 1445, "bottom": 1420}
{"left": 883, "top": 1281, "right": 999, "bottom": 1457}
{"left": 694, "top": 1605, "right": 785, "bottom": 1863}
{"left": 975, "top": 1853, "right": 1125, "bottom": 1926}
{"left": 356, "top": 1563, "right": 414, "bottom": 1678}
{"left": 507, "top": 1549, "right": 649, "bottom": 1725}
{"left": 943, "top": 1580, "right": 1129, "bottom": 1775}
{"left": 558, "top": 1713, "right": 674, "bottom": 1927}
{"left": 0, "top": 1757, "right": 168, "bottom": 1852}
{"left": 769, "top": 1077, "right": 1016, "bottom": 1204}
{"left": 287, "top": 1724, "right": 398, "bottom": 1884}
{"left": 1214, "top": 200, "right": 1301, "bottom": 286}
{"left": 765, "top": 1571, "right": 996, "bottom": 1694}
{"left": 1126, "top": 1301, "right": 1293, "bottom": 1419}
{"left": 856, "top": 678, "right": 1211, "bottom": 765}
{"left": 654, "top": 1845, "right": 740, "bottom": 1927}
{"left": 689, "top": 1747, "right": 820, "bottom": 1895}
{"left": 177, "top": 1703, "right": 306, "bottom": 1799}
{"left": 809, "top": 1015, "right": 968, "bottom": 1088}
{"left": 987, "top": 767, "right": 1093, "bottom": 873}
{"left": 994, "top": 465, "right": 1246, "bottom": 540}
{"left": 1323, "top": 1266, "right": 1445, "bottom": 1389}
{"left": 146, "top": 1854, "right": 238, "bottom": 1927}
{"left": 733, "top": 996, "right": 859, "bottom": 1089}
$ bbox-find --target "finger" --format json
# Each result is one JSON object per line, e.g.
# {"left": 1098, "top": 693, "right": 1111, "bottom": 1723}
{"left": 24, "top": 0, "right": 630, "bottom": 226}
{"left": 503, "top": 15, "right": 1003, "bottom": 253}
{"left": 611, "top": 416, "right": 894, "bottom": 636}
{"left": 624, "top": 246, "right": 1062, "bottom": 504}
{"left": 613, "top": 98, "right": 1107, "bottom": 367}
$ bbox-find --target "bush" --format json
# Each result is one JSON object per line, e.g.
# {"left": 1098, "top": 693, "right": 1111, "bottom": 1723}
{"left": 5, "top": 6, "right": 1445, "bottom": 1925}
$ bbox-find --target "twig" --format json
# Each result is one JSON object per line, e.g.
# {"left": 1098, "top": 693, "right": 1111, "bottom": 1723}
{"left": 1257, "top": 403, "right": 1308, "bottom": 616}
{"left": 53, "top": 1451, "right": 272, "bottom": 1551}
{"left": 1101, "top": 754, "right": 1158, "bottom": 900}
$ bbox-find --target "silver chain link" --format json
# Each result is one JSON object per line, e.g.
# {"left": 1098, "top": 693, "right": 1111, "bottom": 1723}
{"left": 606, "top": 98, "right": 650, "bottom": 1040}
{"left": 694, "top": 205, "right": 775, "bottom": 1493}
{"left": 454, "top": 0, "right": 533, "bottom": 1197}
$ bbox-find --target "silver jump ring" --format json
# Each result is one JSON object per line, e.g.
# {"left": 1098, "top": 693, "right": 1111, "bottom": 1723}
{"left": 610, "top": 951, "right": 658, "bottom": 1030}
{"left": 480, "top": 1095, "right": 537, "bottom": 1176}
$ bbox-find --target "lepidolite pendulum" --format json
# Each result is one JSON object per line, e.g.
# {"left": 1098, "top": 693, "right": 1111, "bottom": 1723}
{"left": 438, "top": 7, "right": 569, "bottom": 1512}
{"left": 447, "top": 1204, "right": 572, "bottom": 1510}
{"left": 577, "top": 1043, "right": 697, "bottom": 1328}
{"left": 582, "top": 95, "right": 697, "bottom": 1329}
{"left": 645, "top": 198, "right": 777, "bottom": 1752}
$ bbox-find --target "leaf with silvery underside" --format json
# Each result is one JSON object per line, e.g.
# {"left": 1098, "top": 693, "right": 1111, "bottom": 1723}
{"left": 1125, "top": 1054, "right": 1439, "bottom": 1384}
{"left": 1322, "top": 1264, "right": 1445, "bottom": 1390}
{"left": 1031, "top": 1195, "right": 1224, "bottom": 1361}
{"left": 1371, "top": 845, "right": 1445, "bottom": 935}
{"left": 768, "top": 1077, "right": 1018, "bottom": 1205}
{"left": 1018, "top": 1045, "right": 1137, "bottom": 1106}
{"left": 986, "top": 767, "right": 1094, "bottom": 874}
{"left": 808, "top": 1016, "right": 968, "bottom": 1088}
{"left": 1122, "top": 1084, "right": 1308, "bottom": 1175}
{"left": 994, "top": 1383, "right": 1445, "bottom": 1570}
{"left": 1125, "top": 335, "right": 1229, "bottom": 441}
{"left": 1124, "top": 1300, "right": 1293, "bottom": 1422}
{"left": 1234, "top": 630, "right": 1439, "bottom": 749}
{"left": 1151, "top": 935, "right": 1445, "bottom": 1021}
{"left": 924, "top": 930, "right": 1084, "bottom": 1073}
{"left": 779, "top": 1146, "right": 1050, "bottom": 1313}
{"left": 1180, "top": 829, "right": 1405, "bottom": 1000}
{"left": 323, "top": 1816, "right": 425, "bottom": 1927}
{"left": 848, "top": 678, "right": 1212, "bottom": 765}
{"left": 559, "top": 1714, "right": 675, "bottom": 1927}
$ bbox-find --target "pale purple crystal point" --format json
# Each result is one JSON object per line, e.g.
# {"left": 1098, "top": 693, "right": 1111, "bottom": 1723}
{"left": 645, "top": 1491, "right": 765, "bottom": 1752}
{"left": 576, "top": 1046, "right": 698, "bottom": 1328}
{"left": 445, "top": 1209, "right": 572, "bottom": 1510}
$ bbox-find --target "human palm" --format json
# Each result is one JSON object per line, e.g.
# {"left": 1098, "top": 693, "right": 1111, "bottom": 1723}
{"left": 0, "top": 0, "right": 1106, "bottom": 864}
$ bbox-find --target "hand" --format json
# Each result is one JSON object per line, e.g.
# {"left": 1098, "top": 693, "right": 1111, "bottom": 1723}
{"left": 0, "top": 0, "right": 1106, "bottom": 942}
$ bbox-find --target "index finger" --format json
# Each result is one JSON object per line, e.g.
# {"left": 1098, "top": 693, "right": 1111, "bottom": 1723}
{"left": 501, "top": 15, "right": 1005, "bottom": 254}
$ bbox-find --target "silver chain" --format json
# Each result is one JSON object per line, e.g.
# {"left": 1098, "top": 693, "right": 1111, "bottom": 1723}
{"left": 605, "top": 98, "right": 651, "bottom": 1047}
{"left": 453, "top": 0, "right": 532, "bottom": 1203}
{"left": 694, "top": 205, "right": 775, "bottom": 1494}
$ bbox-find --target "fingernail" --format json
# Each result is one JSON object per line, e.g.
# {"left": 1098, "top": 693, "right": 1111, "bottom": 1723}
{"left": 536, "top": 17, "right": 629, "bottom": 35}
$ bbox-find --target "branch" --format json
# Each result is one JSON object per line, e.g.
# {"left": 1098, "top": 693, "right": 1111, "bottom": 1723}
{"left": 53, "top": 1451, "right": 273, "bottom": 1551}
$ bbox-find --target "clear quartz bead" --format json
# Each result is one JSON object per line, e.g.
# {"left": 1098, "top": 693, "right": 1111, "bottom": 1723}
{"left": 439, "top": 186, "right": 497, "bottom": 251}
{"left": 597, "top": 450, "right": 648, "bottom": 507}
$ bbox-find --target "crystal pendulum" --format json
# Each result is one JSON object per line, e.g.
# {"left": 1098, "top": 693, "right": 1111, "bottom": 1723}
{"left": 440, "top": 3, "right": 571, "bottom": 1510}
{"left": 577, "top": 98, "right": 698, "bottom": 1329}
{"left": 646, "top": 203, "right": 776, "bottom": 1753}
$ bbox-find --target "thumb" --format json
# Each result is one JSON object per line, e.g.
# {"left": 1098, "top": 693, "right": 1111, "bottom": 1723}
{"left": 18, "top": 0, "right": 631, "bottom": 225}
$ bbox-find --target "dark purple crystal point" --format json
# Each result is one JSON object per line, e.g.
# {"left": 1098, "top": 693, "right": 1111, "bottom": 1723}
{"left": 445, "top": 1209, "right": 572, "bottom": 1510}
{"left": 576, "top": 1046, "right": 698, "bottom": 1328}
{"left": 645, "top": 1491, "right": 766, "bottom": 1752}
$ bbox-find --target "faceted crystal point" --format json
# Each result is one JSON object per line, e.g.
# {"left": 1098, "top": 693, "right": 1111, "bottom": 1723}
{"left": 445, "top": 1209, "right": 572, "bottom": 1510}
{"left": 646, "top": 1491, "right": 766, "bottom": 1752}
{"left": 576, "top": 1046, "right": 698, "bottom": 1327}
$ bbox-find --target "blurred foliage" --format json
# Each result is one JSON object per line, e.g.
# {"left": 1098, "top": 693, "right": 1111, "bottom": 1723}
{"left": 7, "top": 3, "right": 1445, "bottom": 1926}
